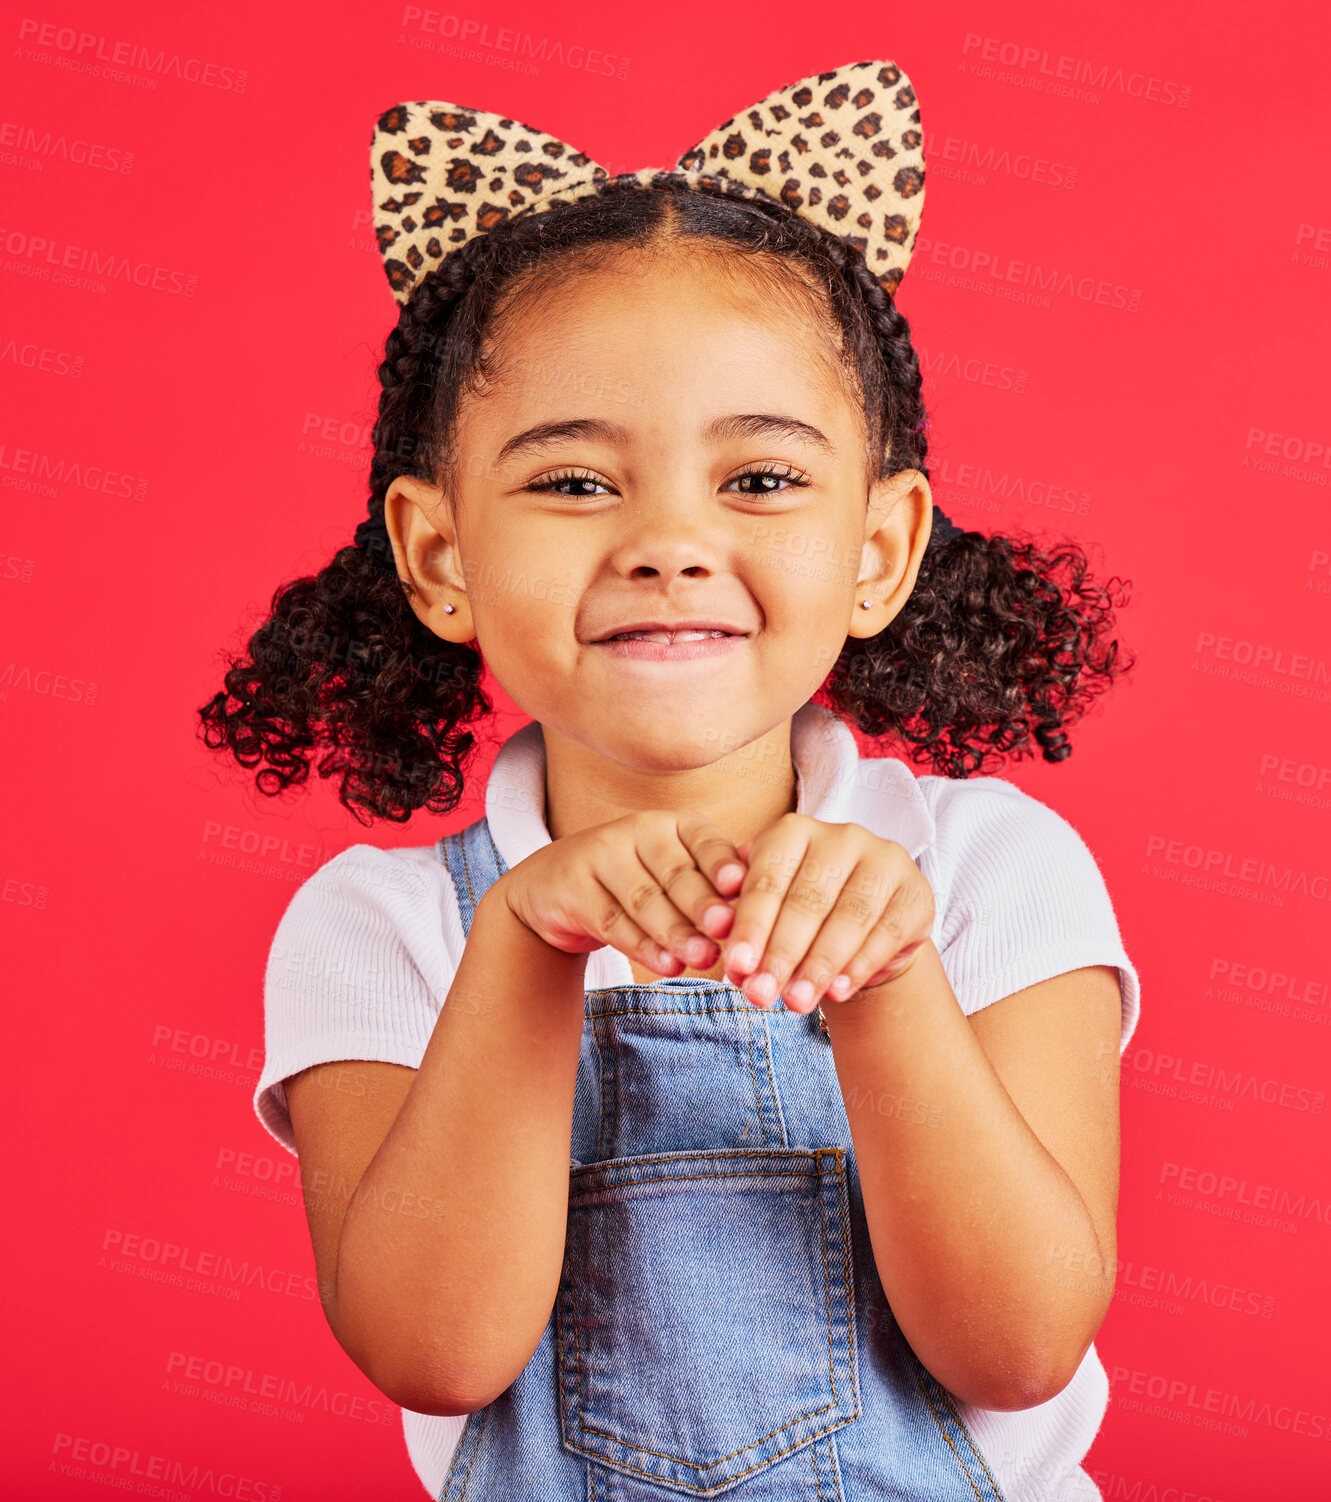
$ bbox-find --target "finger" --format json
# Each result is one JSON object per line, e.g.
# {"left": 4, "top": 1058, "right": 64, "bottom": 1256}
{"left": 774, "top": 856, "right": 891, "bottom": 1010}
{"left": 830, "top": 936, "right": 926, "bottom": 998}
{"left": 590, "top": 874, "right": 687, "bottom": 976}
{"left": 620, "top": 820, "right": 738, "bottom": 969}
{"left": 859, "top": 938, "right": 928, "bottom": 989}
{"left": 823, "top": 882, "right": 934, "bottom": 1001}
{"left": 671, "top": 813, "right": 748, "bottom": 936}
{"left": 676, "top": 813, "right": 748, "bottom": 896}
{"left": 746, "top": 834, "right": 866, "bottom": 1013}
{"left": 721, "top": 817, "right": 814, "bottom": 1005}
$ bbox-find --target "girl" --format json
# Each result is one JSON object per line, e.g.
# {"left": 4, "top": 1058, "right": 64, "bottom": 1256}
{"left": 200, "top": 60, "right": 1140, "bottom": 1502}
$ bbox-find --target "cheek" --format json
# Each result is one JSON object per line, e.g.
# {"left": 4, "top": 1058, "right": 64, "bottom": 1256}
{"left": 749, "top": 524, "right": 858, "bottom": 613}
{"left": 748, "top": 527, "right": 858, "bottom": 683}
{"left": 466, "top": 541, "right": 578, "bottom": 669}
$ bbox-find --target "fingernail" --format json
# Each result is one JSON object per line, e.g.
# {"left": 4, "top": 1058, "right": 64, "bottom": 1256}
{"left": 787, "top": 979, "right": 814, "bottom": 1008}
{"left": 729, "top": 942, "right": 755, "bottom": 973}
{"left": 717, "top": 863, "right": 745, "bottom": 886}
{"left": 702, "top": 905, "right": 731, "bottom": 932}
{"left": 830, "top": 974, "right": 852, "bottom": 998}
{"left": 685, "top": 937, "right": 710, "bottom": 964}
{"left": 747, "top": 972, "right": 776, "bottom": 1004}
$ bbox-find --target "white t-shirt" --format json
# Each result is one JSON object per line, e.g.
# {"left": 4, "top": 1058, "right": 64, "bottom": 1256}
{"left": 254, "top": 701, "right": 1140, "bottom": 1502}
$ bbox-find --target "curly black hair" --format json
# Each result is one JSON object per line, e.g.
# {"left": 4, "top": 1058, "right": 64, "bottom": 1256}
{"left": 198, "top": 175, "right": 1133, "bottom": 824}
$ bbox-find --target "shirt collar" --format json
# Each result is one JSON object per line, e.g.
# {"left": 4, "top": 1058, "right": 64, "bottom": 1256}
{"left": 484, "top": 701, "right": 935, "bottom": 870}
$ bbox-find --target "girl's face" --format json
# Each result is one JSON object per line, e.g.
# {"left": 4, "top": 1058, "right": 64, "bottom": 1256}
{"left": 392, "top": 245, "right": 931, "bottom": 774}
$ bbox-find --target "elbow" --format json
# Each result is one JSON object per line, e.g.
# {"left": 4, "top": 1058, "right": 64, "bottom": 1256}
{"left": 380, "top": 1377, "right": 494, "bottom": 1420}
{"left": 958, "top": 1293, "right": 1107, "bottom": 1411}
{"left": 965, "top": 1364, "right": 1077, "bottom": 1413}
{"left": 910, "top": 1285, "right": 1107, "bottom": 1413}
{"left": 326, "top": 1309, "right": 502, "bottom": 1419}
{"left": 364, "top": 1349, "right": 512, "bottom": 1419}
{"left": 326, "top": 1276, "right": 551, "bottom": 1418}
{"left": 355, "top": 1327, "right": 531, "bottom": 1419}
{"left": 955, "top": 1344, "right": 1088, "bottom": 1413}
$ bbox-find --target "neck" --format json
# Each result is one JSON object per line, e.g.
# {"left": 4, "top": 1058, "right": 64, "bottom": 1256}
{"left": 540, "top": 718, "right": 800, "bottom": 852}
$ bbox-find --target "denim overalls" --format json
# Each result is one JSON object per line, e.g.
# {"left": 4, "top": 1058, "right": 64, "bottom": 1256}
{"left": 437, "top": 816, "right": 1007, "bottom": 1502}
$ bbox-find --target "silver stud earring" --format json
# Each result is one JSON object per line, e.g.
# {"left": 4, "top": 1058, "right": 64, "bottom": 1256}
{"left": 859, "top": 599, "right": 873, "bottom": 609}
{"left": 444, "top": 604, "right": 455, "bottom": 614}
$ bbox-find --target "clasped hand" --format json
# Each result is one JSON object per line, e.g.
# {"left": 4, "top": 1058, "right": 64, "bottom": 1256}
{"left": 501, "top": 810, "right": 935, "bottom": 1014}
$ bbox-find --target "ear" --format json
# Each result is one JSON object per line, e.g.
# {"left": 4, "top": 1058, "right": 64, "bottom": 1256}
{"left": 383, "top": 475, "right": 477, "bottom": 644}
{"left": 846, "top": 468, "right": 933, "bottom": 639}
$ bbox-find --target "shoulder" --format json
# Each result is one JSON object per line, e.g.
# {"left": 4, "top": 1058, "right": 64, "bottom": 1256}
{"left": 267, "top": 839, "right": 465, "bottom": 989}
{"left": 277, "top": 839, "right": 448, "bottom": 917}
{"left": 840, "top": 753, "right": 1095, "bottom": 875}
{"left": 915, "top": 771, "right": 1097, "bottom": 869}
{"left": 912, "top": 770, "right": 1118, "bottom": 930}
{"left": 254, "top": 838, "right": 467, "bottom": 1156}
{"left": 908, "top": 773, "right": 1140, "bottom": 1050}
{"left": 917, "top": 767, "right": 1069, "bottom": 820}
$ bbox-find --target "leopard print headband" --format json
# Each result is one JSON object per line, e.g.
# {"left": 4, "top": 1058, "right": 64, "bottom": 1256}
{"left": 371, "top": 58, "right": 927, "bottom": 305}
{"left": 357, "top": 58, "right": 964, "bottom": 554}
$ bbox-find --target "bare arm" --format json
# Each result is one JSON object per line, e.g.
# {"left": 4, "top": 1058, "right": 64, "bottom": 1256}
{"left": 820, "top": 946, "right": 1122, "bottom": 1412}
{"left": 285, "top": 875, "right": 587, "bottom": 1417}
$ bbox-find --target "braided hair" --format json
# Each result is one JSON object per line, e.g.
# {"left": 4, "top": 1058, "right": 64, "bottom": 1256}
{"left": 198, "top": 176, "right": 1133, "bottom": 824}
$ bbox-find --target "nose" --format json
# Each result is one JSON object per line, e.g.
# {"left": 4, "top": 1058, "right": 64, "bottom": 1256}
{"left": 609, "top": 498, "right": 724, "bottom": 582}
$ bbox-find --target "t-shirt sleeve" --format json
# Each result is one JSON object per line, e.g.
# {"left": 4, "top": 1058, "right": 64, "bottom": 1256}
{"left": 921, "top": 779, "right": 1141, "bottom": 1053}
{"left": 252, "top": 843, "right": 460, "bottom": 1156}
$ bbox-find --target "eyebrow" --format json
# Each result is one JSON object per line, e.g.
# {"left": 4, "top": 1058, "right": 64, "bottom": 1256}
{"left": 495, "top": 412, "right": 836, "bottom": 464}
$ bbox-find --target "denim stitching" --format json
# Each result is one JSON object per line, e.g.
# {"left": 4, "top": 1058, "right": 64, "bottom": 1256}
{"left": 587, "top": 1000, "right": 784, "bottom": 1018}
{"left": 591, "top": 1007, "right": 616, "bottom": 1162}
{"left": 932, "top": 1376, "right": 1007, "bottom": 1498}
{"left": 587, "top": 986, "right": 746, "bottom": 1005}
{"left": 565, "top": 1157, "right": 853, "bottom": 1473}
{"left": 586, "top": 1007, "right": 606, "bottom": 1162}
{"left": 810, "top": 1432, "right": 829, "bottom": 1502}
{"left": 816, "top": 1156, "right": 840, "bottom": 1407}
{"left": 569, "top": 1163, "right": 839, "bottom": 1195}
{"left": 563, "top": 1151, "right": 854, "bottom": 1481}
{"left": 908, "top": 1354, "right": 999, "bottom": 1501}
{"left": 741, "top": 1008, "right": 770, "bottom": 1147}
{"left": 563, "top": 1421, "right": 852, "bottom": 1491}
{"left": 910, "top": 1362, "right": 984, "bottom": 1501}
{"left": 457, "top": 832, "right": 480, "bottom": 927}
{"left": 481, "top": 818, "right": 505, "bottom": 873}
{"left": 445, "top": 1404, "right": 489, "bottom": 1501}
{"left": 439, "top": 835, "right": 459, "bottom": 915}
{"left": 828, "top": 1152, "right": 859, "bottom": 1413}
{"left": 569, "top": 1146, "right": 838, "bottom": 1178}
{"left": 758, "top": 1009, "right": 792, "bottom": 1149}
{"left": 607, "top": 1011, "right": 620, "bottom": 1159}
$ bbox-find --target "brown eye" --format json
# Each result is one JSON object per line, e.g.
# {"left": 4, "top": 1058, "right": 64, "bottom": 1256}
{"left": 527, "top": 469, "right": 612, "bottom": 497}
{"left": 727, "top": 465, "right": 810, "bottom": 496}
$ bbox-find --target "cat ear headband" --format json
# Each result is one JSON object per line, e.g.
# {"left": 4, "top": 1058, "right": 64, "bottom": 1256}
{"left": 358, "top": 58, "right": 964, "bottom": 558}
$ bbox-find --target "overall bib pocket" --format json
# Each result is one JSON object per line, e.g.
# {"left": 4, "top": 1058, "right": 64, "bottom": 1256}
{"left": 555, "top": 1147, "right": 860, "bottom": 1496}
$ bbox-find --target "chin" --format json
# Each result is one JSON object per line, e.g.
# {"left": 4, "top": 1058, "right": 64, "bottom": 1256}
{"left": 599, "top": 719, "right": 745, "bottom": 772}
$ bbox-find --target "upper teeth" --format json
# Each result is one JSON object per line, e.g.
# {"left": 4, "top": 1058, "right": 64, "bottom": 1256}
{"left": 614, "top": 629, "right": 730, "bottom": 643}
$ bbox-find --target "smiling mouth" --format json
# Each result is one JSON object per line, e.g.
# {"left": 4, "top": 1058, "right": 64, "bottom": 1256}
{"left": 604, "top": 629, "right": 742, "bottom": 643}
{"left": 592, "top": 630, "right": 749, "bottom": 663}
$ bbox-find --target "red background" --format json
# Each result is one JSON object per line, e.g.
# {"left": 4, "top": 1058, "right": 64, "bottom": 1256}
{"left": 5, "top": 1, "right": 1328, "bottom": 1497}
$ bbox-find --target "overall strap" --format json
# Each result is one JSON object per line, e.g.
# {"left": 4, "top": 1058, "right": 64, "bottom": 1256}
{"left": 438, "top": 816, "right": 510, "bottom": 939}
